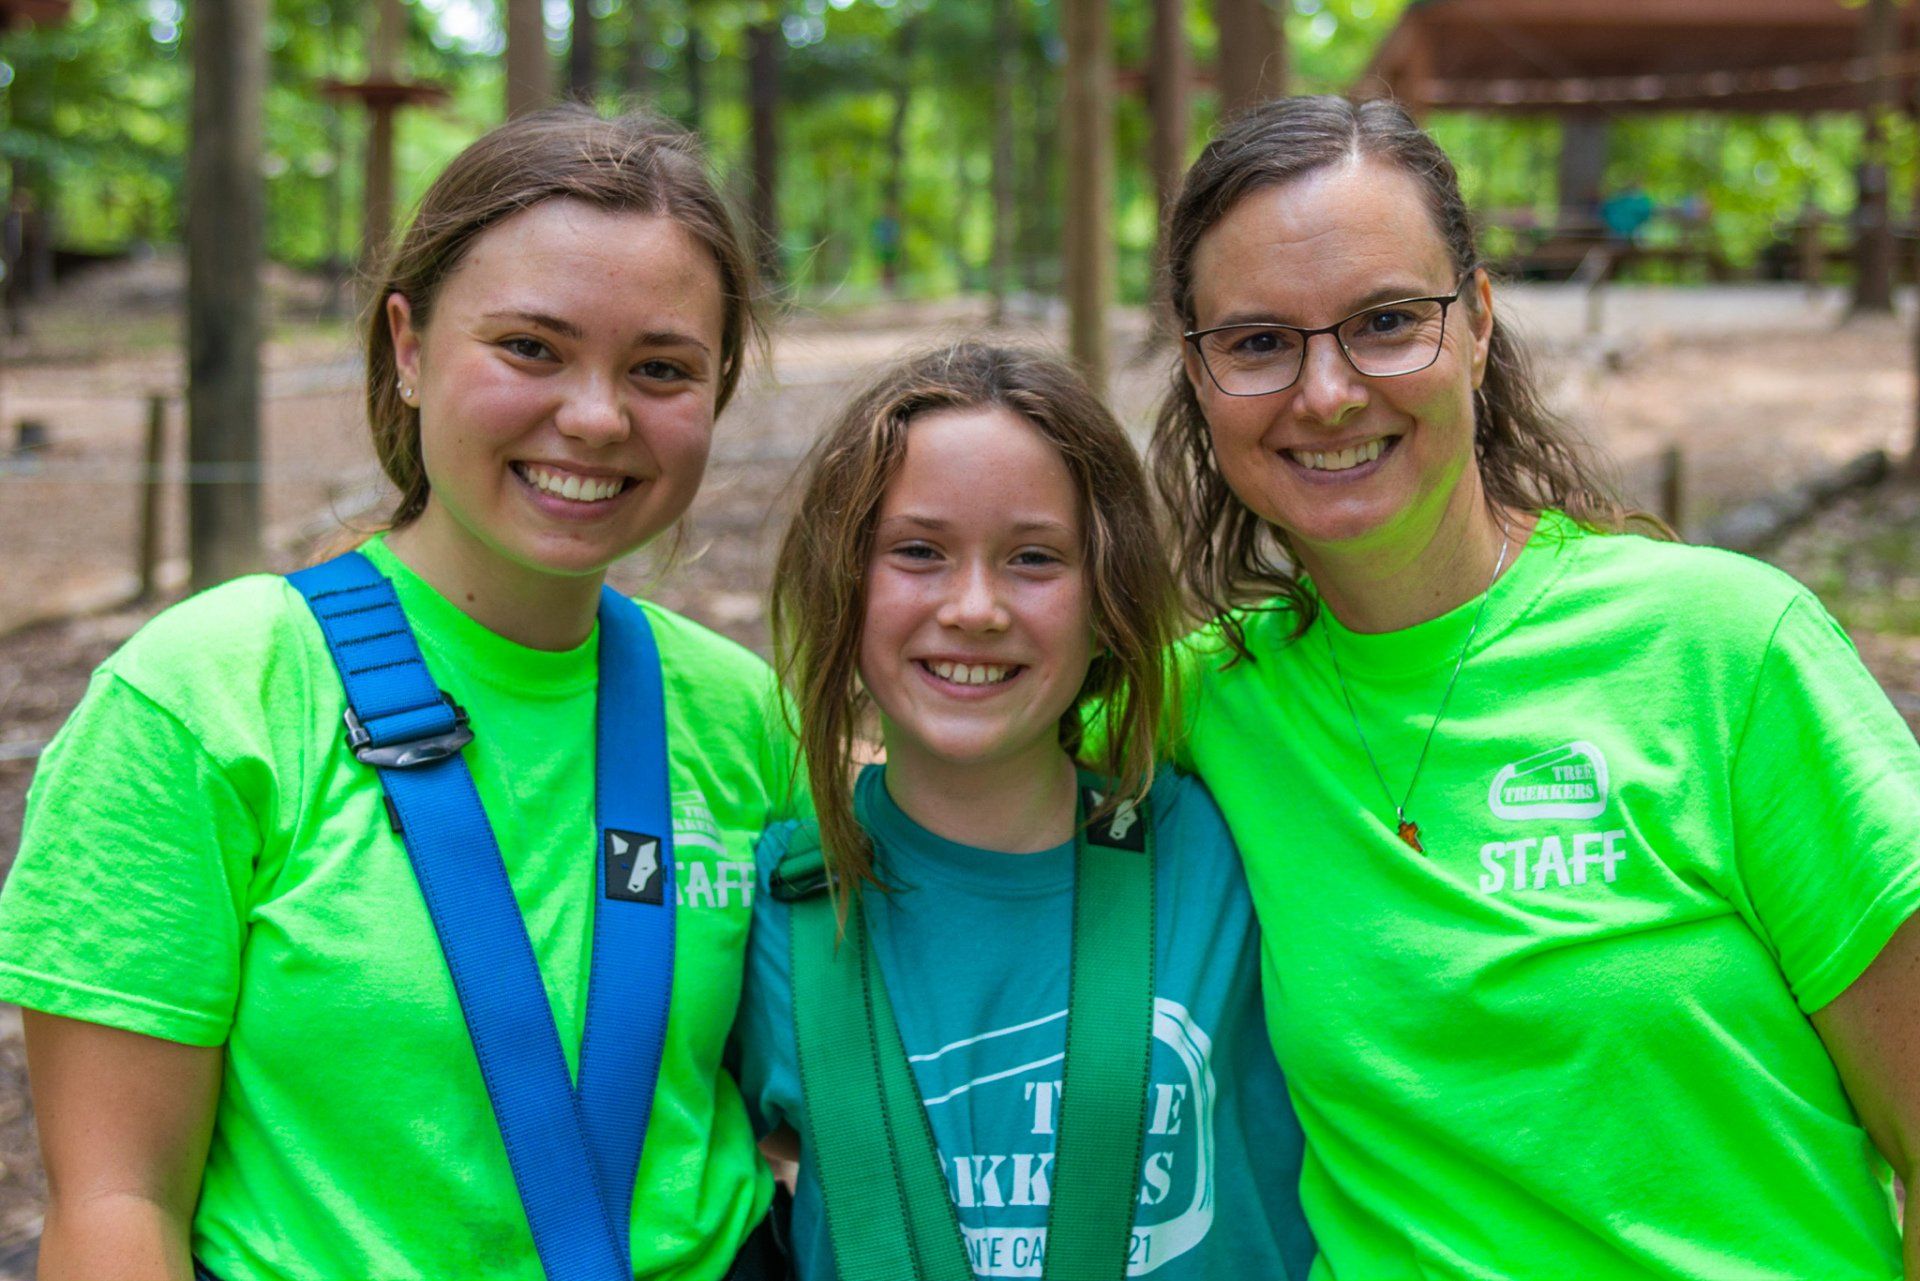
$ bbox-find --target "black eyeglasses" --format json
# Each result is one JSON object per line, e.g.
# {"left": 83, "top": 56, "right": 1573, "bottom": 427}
{"left": 1184, "top": 275, "right": 1473, "bottom": 397}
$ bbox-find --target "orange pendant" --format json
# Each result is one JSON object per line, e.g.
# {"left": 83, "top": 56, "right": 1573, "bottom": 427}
{"left": 1397, "top": 819, "right": 1424, "bottom": 853}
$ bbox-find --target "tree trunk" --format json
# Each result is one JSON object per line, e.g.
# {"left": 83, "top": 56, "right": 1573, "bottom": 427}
{"left": 1854, "top": 0, "right": 1898, "bottom": 315}
{"left": 569, "top": 0, "right": 596, "bottom": 103}
{"left": 187, "top": 0, "right": 267, "bottom": 589}
{"left": 746, "top": 19, "right": 782, "bottom": 282}
{"left": 988, "top": 0, "right": 1018, "bottom": 322}
{"left": 880, "top": 17, "right": 919, "bottom": 294}
{"left": 505, "top": 0, "right": 549, "bottom": 117}
{"left": 1212, "top": 0, "right": 1284, "bottom": 119}
{"left": 1148, "top": 0, "right": 1189, "bottom": 216}
{"left": 1062, "top": 0, "right": 1112, "bottom": 391}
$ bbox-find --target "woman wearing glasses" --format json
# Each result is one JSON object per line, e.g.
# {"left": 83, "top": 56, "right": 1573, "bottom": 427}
{"left": 1155, "top": 95, "right": 1920, "bottom": 1279}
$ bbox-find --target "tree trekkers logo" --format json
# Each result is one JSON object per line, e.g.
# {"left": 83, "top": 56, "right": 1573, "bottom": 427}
{"left": 604, "top": 829, "right": 665, "bottom": 904}
{"left": 914, "top": 998, "right": 1217, "bottom": 1276}
{"left": 1488, "top": 742, "right": 1609, "bottom": 821}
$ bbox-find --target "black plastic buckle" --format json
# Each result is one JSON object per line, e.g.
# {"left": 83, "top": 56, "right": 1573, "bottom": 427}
{"left": 768, "top": 846, "right": 832, "bottom": 902}
{"left": 345, "top": 696, "right": 473, "bottom": 769}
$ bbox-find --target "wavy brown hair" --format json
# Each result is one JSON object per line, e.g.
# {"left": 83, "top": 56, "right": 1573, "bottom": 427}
{"left": 364, "top": 104, "right": 760, "bottom": 530}
{"left": 772, "top": 342, "right": 1178, "bottom": 919}
{"left": 1153, "top": 95, "right": 1664, "bottom": 656}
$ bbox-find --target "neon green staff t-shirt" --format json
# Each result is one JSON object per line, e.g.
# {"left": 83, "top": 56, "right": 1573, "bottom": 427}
{"left": 0, "top": 539, "right": 795, "bottom": 1281}
{"left": 1172, "top": 511, "right": 1920, "bottom": 1281}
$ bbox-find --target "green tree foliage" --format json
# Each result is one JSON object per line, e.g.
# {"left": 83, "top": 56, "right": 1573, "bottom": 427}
{"left": 0, "top": 0, "right": 1912, "bottom": 291}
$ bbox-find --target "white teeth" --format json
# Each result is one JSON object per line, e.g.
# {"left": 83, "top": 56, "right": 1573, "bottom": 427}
{"left": 1292, "top": 438, "right": 1386, "bottom": 473}
{"left": 929, "top": 661, "right": 1013, "bottom": 686}
{"left": 519, "top": 464, "right": 627, "bottom": 502}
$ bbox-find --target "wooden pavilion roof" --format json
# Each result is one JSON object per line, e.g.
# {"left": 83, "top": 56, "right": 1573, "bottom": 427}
{"left": 1362, "top": 0, "right": 1920, "bottom": 114}
{"left": 0, "top": 0, "right": 70, "bottom": 30}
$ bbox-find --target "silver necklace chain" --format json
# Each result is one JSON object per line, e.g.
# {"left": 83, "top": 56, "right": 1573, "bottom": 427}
{"left": 1322, "top": 530, "right": 1512, "bottom": 852}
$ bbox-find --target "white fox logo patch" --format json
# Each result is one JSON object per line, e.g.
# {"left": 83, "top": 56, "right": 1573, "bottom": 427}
{"left": 604, "top": 829, "right": 665, "bottom": 904}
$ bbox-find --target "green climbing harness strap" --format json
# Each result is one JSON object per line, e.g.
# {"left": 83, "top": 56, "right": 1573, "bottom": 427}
{"left": 775, "top": 781, "right": 1156, "bottom": 1281}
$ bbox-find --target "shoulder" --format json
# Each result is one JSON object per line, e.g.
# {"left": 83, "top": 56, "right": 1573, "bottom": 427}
{"left": 101, "top": 574, "right": 318, "bottom": 728}
{"left": 753, "top": 816, "right": 817, "bottom": 881}
{"left": 1550, "top": 521, "right": 1812, "bottom": 634}
{"left": 1170, "top": 598, "right": 1305, "bottom": 682}
{"left": 1146, "top": 768, "right": 1235, "bottom": 854}
{"left": 638, "top": 601, "right": 777, "bottom": 697}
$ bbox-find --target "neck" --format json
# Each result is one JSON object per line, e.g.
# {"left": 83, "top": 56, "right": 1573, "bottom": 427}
{"left": 1302, "top": 478, "right": 1533, "bottom": 634}
{"left": 880, "top": 738, "right": 1080, "bottom": 855}
{"left": 384, "top": 514, "right": 604, "bottom": 651}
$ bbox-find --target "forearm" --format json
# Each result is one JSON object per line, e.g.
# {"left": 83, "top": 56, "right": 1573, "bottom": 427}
{"left": 38, "top": 1189, "right": 196, "bottom": 1281}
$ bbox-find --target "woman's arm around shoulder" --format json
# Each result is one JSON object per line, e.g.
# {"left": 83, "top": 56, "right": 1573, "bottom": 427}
{"left": 25, "top": 1012, "right": 222, "bottom": 1281}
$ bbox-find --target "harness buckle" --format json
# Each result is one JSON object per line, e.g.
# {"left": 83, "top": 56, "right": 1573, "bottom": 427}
{"left": 769, "top": 844, "right": 832, "bottom": 902}
{"left": 345, "top": 696, "right": 474, "bottom": 769}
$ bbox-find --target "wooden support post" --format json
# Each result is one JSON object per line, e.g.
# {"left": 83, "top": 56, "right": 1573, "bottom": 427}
{"left": 1854, "top": 0, "right": 1898, "bottom": 315}
{"left": 569, "top": 0, "right": 596, "bottom": 102}
{"left": 988, "top": 0, "right": 1017, "bottom": 324}
{"left": 187, "top": 0, "right": 266, "bottom": 591}
{"left": 1659, "top": 444, "right": 1684, "bottom": 536}
{"left": 1212, "top": 0, "right": 1284, "bottom": 118}
{"left": 1063, "top": 0, "right": 1112, "bottom": 392}
{"left": 1557, "top": 115, "right": 1609, "bottom": 224}
{"left": 505, "top": 0, "right": 549, "bottom": 118}
{"left": 138, "top": 394, "right": 167, "bottom": 602}
{"left": 1148, "top": 0, "right": 1188, "bottom": 217}
{"left": 1798, "top": 204, "right": 1825, "bottom": 297}
{"left": 361, "top": 0, "right": 403, "bottom": 270}
{"left": 746, "top": 18, "right": 782, "bottom": 282}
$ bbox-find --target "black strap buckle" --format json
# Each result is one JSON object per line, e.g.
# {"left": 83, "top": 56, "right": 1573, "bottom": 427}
{"left": 769, "top": 842, "right": 832, "bottom": 902}
{"left": 344, "top": 695, "right": 474, "bottom": 769}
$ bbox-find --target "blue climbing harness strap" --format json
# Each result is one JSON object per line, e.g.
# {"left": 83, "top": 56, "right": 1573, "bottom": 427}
{"left": 288, "top": 551, "right": 676, "bottom": 1281}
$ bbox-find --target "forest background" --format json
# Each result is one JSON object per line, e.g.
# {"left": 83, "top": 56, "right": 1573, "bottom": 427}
{"left": 4, "top": 0, "right": 1911, "bottom": 306}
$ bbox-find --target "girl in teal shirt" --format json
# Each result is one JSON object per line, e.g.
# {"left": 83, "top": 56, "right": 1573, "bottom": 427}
{"left": 736, "top": 341, "right": 1315, "bottom": 1280}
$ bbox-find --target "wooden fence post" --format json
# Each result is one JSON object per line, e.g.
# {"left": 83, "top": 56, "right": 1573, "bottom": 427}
{"left": 138, "top": 393, "right": 167, "bottom": 601}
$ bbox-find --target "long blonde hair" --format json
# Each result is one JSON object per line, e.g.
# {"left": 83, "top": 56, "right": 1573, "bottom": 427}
{"left": 771, "top": 342, "right": 1178, "bottom": 916}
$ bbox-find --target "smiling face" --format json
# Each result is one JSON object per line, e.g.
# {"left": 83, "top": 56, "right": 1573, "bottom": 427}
{"left": 859, "top": 405, "right": 1094, "bottom": 779}
{"left": 1185, "top": 158, "right": 1495, "bottom": 571}
{"left": 387, "top": 199, "right": 726, "bottom": 592}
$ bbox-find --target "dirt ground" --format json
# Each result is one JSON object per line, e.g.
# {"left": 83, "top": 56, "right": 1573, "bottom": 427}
{"left": 0, "top": 265, "right": 1915, "bottom": 1271}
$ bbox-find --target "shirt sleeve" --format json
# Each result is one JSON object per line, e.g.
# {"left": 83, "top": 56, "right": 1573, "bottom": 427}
{"left": 731, "top": 820, "right": 805, "bottom": 1139}
{"left": 1729, "top": 593, "right": 1920, "bottom": 1013}
{"left": 0, "top": 670, "right": 257, "bottom": 1045}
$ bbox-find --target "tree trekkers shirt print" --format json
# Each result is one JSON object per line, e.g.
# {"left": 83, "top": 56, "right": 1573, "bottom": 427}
{"left": 907, "top": 996, "right": 1221, "bottom": 1272}
{"left": 1168, "top": 509, "right": 1920, "bottom": 1280}
{"left": 738, "top": 766, "right": 1314, "bottom": 1281}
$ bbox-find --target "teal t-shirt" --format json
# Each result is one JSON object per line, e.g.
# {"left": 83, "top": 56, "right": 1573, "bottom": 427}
{"left": 738, "top": 764, "right": 1315, "bottom": 1280}
{"left": 1172, "top": 511, "right": 1920, "bottom": 1280}
{"left": 0, "top": 539, "right": 797, "bottom": 1281}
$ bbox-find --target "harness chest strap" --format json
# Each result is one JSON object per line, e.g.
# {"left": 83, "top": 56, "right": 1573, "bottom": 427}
{"left": 288, "top": 552, "right": 677, "bottom": 1281}
{"left": 777, "top": 786, "right": 1156, "bottom": 1280}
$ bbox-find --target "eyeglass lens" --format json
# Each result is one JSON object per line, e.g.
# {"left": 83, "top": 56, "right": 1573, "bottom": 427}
{"left": 1197, "top": 298, "right": 1449, "bottom": 395}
